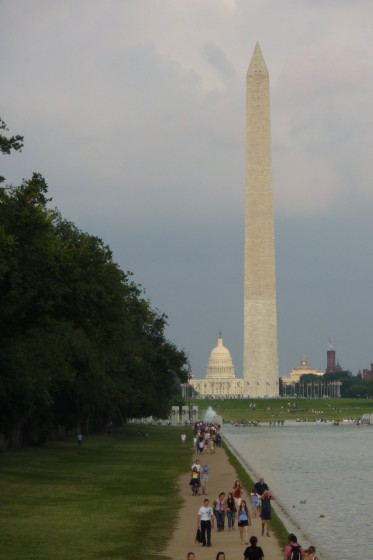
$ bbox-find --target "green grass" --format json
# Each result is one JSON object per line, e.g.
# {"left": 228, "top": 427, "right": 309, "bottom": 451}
{"left": 222, "top": 441, "right": 289, "bottom": 548}
{"left": 194, "top": 397, "right": 373, "bottom": 422}
{"left": 0, "top": 425, "right": 193, "bottom": 560}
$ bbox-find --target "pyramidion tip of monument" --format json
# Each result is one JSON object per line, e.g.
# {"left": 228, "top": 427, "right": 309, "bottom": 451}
{"left": 247, "top": 42, "right": 268, "bottom": 75}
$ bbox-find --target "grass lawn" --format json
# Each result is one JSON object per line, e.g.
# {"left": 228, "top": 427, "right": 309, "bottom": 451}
{"left": 0, "top": 425, "right": 192, "bottom": 560}
{"left": 194, "top": 397, "right": 373, "bottom": 422}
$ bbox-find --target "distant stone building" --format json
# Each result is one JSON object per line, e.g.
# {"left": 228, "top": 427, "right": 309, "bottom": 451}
{"left": 363, "top": 364, "right": 373, "bottom": 380}
{"left": 281, "top": 356, "right": 323, "bottom": 386}
{"left": 326, "top": 339, "right": 342, "bottom": 373}
{"left": 327, "top": 348, "right": 336, "bottom": 373}
{"left": 190, "top": 336, "right": 244, "bottom": 398}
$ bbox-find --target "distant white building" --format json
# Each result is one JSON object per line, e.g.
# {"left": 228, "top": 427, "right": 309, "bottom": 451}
{"left": 281, "top": 356, "right": 323, "bottom": 386}
{"left": 190, "top": 336, "right": 244, "bottom": 398}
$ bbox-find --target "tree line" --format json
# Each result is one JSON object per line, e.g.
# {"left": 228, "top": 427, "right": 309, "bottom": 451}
{"left": 281, "top": 371, "right": 373, "bottom": 398}
{"left": 0, "top": 119, "right": 188, "bottom": 448}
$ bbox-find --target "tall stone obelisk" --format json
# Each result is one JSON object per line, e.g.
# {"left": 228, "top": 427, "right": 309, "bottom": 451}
{"left": 243, "top": 43, "right": 279, "bottom": 397}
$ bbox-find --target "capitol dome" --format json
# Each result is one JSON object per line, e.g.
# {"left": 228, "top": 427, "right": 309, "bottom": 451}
{"left": 189, "top": 334, "right": 243, "bottom": 397}
{"left": 206, "top": 336, "right": 235, "bottom": 379}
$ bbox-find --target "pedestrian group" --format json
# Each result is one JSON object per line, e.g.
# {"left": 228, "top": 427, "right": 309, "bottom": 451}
{"left": 189, "top": 421, "right": 319, "bottom": 560}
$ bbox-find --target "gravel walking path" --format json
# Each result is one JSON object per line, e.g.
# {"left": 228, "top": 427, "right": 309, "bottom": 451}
{"left": 163, "top": 441, "right": 283, "bottom": 560}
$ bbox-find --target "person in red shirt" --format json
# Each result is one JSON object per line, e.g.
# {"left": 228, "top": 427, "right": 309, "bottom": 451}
{"left": 233, "top": 479, "right": 243, "bottom": 508}
{"left": 284, "top": 533, "right": 306, "bottom": 560}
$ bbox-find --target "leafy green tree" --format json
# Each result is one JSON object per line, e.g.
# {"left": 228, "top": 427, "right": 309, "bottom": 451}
{"left": 1, "top": 184, "right": 62, "bottom": 443}
{"left": 323, "top": 370, "right": 353, "bottom": 382}
{"left": 0, "top": 169, "right": 188, "bottom": 447}
{"left": 299, "top": 373, "right": 323, "bottom": 383}
{"left": 0, "top": 118, "right": 23, "bottom": 183}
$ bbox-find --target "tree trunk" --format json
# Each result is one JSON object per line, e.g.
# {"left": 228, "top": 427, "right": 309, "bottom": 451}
{"left": 9, "top": 423, "right": 23, "bottom": 448}
{"left": 0, "top": 433, "right": 7, "bottom": 452}
{"left": 84, "top": 415, "right": 91, "bottom": 434}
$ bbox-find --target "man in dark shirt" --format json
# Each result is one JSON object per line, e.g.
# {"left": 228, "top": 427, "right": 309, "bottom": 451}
{"left": 254, "top": 477, "right": 269, "bottom": 496}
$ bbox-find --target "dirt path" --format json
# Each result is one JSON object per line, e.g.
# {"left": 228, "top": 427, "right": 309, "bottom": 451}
{"left": 163, "top": 441, "right": 283, "bottom": 560}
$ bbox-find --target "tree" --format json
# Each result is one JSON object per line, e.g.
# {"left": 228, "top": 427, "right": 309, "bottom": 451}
{"left": 0, "top": 170, "right": 188, "bottom": 447}
{"left": 299, "top": 373, "right": 323, "bottom": 383}
{"left": 0, "top": 118, "right": 23, "bottom": 183}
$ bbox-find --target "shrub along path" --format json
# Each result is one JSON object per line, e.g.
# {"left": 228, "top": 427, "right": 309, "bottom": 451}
{"left": 163, "top": 438, "right": 283, "bottom": 560}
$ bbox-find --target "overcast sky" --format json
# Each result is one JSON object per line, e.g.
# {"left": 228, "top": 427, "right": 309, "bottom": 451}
{"left": 2, "top": 0, "right": 373, "bottom": 378}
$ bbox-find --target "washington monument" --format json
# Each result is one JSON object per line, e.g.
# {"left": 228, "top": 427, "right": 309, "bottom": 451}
{"left": 243, "top": 43, "right": 279, "bottom": 397}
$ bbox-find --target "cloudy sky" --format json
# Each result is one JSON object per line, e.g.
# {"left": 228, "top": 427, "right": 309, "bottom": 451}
{"left": 2, "top": 0, "right": 373, "bottom": 378}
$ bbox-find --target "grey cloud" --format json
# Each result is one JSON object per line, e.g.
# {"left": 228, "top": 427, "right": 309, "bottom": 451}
{"left": 201, "top": 43, "right": 236, "bottom": 80}
{"left": 2, "top": 1, "right": 373, "bottom": 378}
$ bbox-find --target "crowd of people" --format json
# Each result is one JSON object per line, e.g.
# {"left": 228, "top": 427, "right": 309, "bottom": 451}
{"left": 186, "top": 422, "right": 320, "bottom": 558}
{"left": 194, "top": 476, "right": 274, "bottom": 551}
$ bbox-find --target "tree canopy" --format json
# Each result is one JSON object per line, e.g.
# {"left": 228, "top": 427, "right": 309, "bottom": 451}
{"left": 0, "top": 120, "right": 188, "bottom": 448}
{"left": 0, "top": 118, "right": 23, "bottom": 183}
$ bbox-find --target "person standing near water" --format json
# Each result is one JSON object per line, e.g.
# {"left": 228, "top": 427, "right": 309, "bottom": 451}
{"left": 260, "top": 489, "right": 273, "bottom": 536}
{"left": 254, "top": 477, "right": 269, "bottom": 496}
{"left": 304, "top": 545, "right": 318, "bottom": 560}
{"left": 284, "top": 533, "right": 305, "bottom": 560}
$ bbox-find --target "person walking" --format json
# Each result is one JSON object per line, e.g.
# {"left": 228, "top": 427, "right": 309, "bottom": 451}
{"left": 244, "top": 535, "right": 264, "bottom": 560}
{"left": 213, "top": 492, "right": 226, "bottom": 532}
{"left": 237, "top": 499, "right": 251, "bottom": 545}
{"left": 197, "top": 498, "right": 214, "bottom": 547}
{"left": 191, "top": 459, "right": 202, "bottom": 474}
{"left": 284, "top": 533, "right": 305, "bottom": 560}
{"left": 201, "top": 464, "right": 209, "bottom": 495}
{"left": 304, "top": 545, "right": 319, "bottom": 560}
{"left": 226, "top": 492, "right": 236, "bottom": 530}
{"left": 260, "top": 489, "right": 273, "bottom": 537}
{"left": 216, "top": 553, "right": 226, "bottom": 560}
{"left": 191, "top": 459, "right": 202, "bottom": 487}
{"left": 190, "top": 467, "right": 200, "bottom": 495}
{"left": 233, "top": 479, "right": 243, "bottom": 508}
{"left": 208, "top": 437, "right": 215, "bottom": 454}
{"left": 250, "top": 489, "right": 260, "bottom": 517}
{"left": 254, "top": 477, "right": 269, "bottom": 496}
